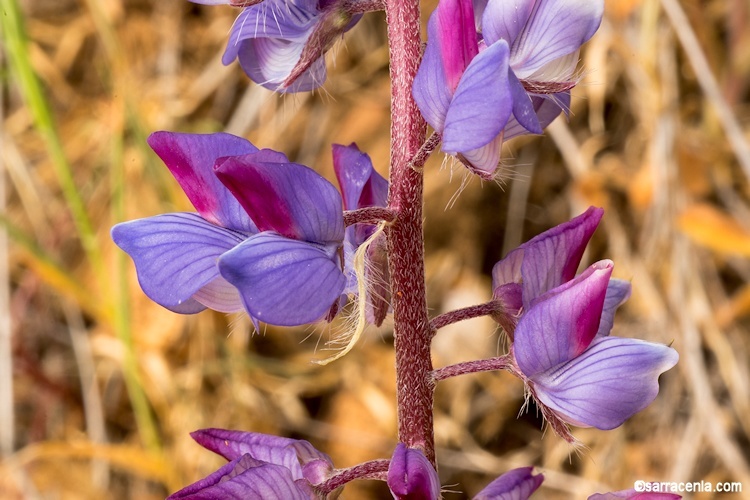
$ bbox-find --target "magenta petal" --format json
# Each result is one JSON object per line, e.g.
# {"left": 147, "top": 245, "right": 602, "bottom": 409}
{"left": 437, "top": 0, "right": 479, "bottom": 91}
{"left": 191, "top": 428, "right": 332, "bottom": 481}
{"left": 387, "top": 444, "right": 441, "bottom": 500}
{"left": 147, "top": 131, "right": 259, "bottom": 232}
{"left": 520, "top": 206, "right": 603, "bottom": 306}
{"left": 167, "top": 454, "right": 312, "bottom": 500}
{"left": 218, "top": 232, "right": 346, "bottom": 326}
{"left": 215, "top": 152, "right": 344, "bottom": 244}
{"left": 532, "top": 336, "right": 679, "bottom": 430}
{"left": 111, "top": 213, "right": 245, "bottom": 314}
{"left": 473, "top": 466, "right": 543, "bottom": 500}
{"left": 413, "top": 13, "right": 454, "bottom": 133}
{"left": 442, "top": 40, "right": 512, "bottom": 153}
{"left": 332, "top": 143, "right": 388, "bottom": 211}
{"left": 507, "top": 0, "right": 604, "bottom": 78}
{"left": 515, "top": 261, "right": 613, "bottom": 377}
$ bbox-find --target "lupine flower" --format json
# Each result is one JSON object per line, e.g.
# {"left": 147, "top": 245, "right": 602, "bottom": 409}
{"left": 168, "top": 429, "right": 335, "bottom": 499}
{"left": 113, "top": 131, "right": 352, "bottom": 327}
{"left": 220, "top": 0, "right": 362, "bottom": 92}
{"left": 588, "top": 490, "right": 681, "bottom": 499}
{"left": 333, "top": 143, "right": 391, "bottom": 326}
{"left": 412, "top": 0, "right": 602, "bottom": 177}
{"left": 387, "top": 444, "right": 441, "bottom": 500}
{"left": 215, "top": 149, "right": 348, "bottom": 326}
{"left": 474, "top": 467, "right": 543, "bottom": 500}
{"left": 491, "top": 207, "right": 678, "bottom": 434}
{"left": 111, "top": 132, "right": 259, "bottom": 316}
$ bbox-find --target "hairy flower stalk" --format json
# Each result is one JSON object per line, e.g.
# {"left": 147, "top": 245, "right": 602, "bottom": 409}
{"left": 383, "top": 0, "right": 435, "bottom": 466}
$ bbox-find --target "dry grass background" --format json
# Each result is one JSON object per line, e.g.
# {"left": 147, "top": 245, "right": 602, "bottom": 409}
{"left": 1, "top": 0, "right": 750, "bottom": 498}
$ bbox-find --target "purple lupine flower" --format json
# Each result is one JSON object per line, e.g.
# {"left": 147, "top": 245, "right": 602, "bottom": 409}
{"left": 168, "top": 429, "right": 335, "bottom": 499}
{"left": 474, "top": 467, "right": 543, "bottom": 500}
{"left": 387, "top": 444, "right": 441, "bottom": 500}
{"left": 221, "top": 0, "right": 362, "bottom": 92}
{"left": 333, "top": 143, "right": 391, "bottom": 326}
{"left": 512, "top": 259, "right": 678, "bottom": 431}
{"left": 215, "top": 150, "right": 348, "bottom": 326}
{"left": 113, "top": 131, "right": 352, "bottom": 327}
{"left": 491, "top": 207, "right": 678, "bottom": 433}
{"left": 412, "top": 0, "right": 602, "bottom": 177}
{"left": 589, "top": 490, "right": 681, "bottom": 499}
{"left": 111, "top": 132, "right": 259, "bottom": 317}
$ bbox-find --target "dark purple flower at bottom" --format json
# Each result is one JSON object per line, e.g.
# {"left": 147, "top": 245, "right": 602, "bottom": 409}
{"left": 474, "top": 467, "right": 543, "bottom": 500}
{"left": 169, "top": 429, "right": 335, "bottom": 500}
{"left": 387, "top": 444, "right": 441, "bottom": 500}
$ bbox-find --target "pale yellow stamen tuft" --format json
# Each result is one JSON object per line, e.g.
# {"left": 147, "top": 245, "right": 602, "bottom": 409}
{"left": 313, "top": 221, "right": 388, "bottom": 365}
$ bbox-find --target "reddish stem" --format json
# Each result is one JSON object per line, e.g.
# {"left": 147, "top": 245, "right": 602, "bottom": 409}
{"left": 432, "top": 356, "right": 513, "bottom": 382}
{"left": 343, "top": 206, "right": 397, "bottom": 226}
{"left": 430, "top": 300, "right": 504, "bottom": 334}
{"left": 384, "top": 0, "right": 434, "bottom": 464}
{"left": 317, "top": 459, "right": 390, "bottom": 494}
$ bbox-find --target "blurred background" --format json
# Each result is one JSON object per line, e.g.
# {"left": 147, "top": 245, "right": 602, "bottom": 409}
{"left": 1, "top": 0, "right": 749, "bottom": 497}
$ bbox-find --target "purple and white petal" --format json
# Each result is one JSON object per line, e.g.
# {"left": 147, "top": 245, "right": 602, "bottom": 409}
{"left": 147, "top": 132, "right": 258, "bottom": 232}
{"left": 437, "top": 0, "right": 479, "bottom": 91}
{"left": 236, "top": 37, "right": 328, "bottom": 92}
{"left": 191, "top": 428, "right": 332, "bottom": 480}
{"left": 519, "top": 206, "right": 603, "bottom": 306}
{"left": 167, "top": 454, "right": 312, "bottom": 500}
{"left": 481, "top": 0, "right": 535, "bottom": 47}
{"left": 111, "top": 213, "right": 246, "bottom": 314}
{"left": 514, "top": 261, "right": 612, "bottom": 377}
{"left": 507, "top": 0, "right": 604, "bottom": 78}
{"left": 215, "top": 152, "right": 344, "bottom": 244}
{"left": 492, "top": 246, "right": 524, "bottom": 289}
{"left": 523, "top": 50, "right": 580, "bottom": 83}
{"left": 532, "top": 336, "right": 679, "bottom": 430}
{"left": 596, "top": 278, "right": 632, "bottom": 337}
{"left": 442, "top": 40, "right": 512, "bottom": 153}
{"left": 191, "top": 276, "right": 245, "bottom": 314}
{"left": 387, "top": 444, "right": 441, "bottom": 500}
{"left": 221, "top": 0, "right": 325, "bottom": 91}
{"left": 222, "top": 0, "right": 319, "bottom": 64}
{"left": 473, "top": 466, "right": 543, "bottom": 500}
{"left": 218, "top": 232, "right": 346, "bottom": 326}
{"left": 413, "top": 13, "right": 454, "bottom": 133}
{"left": 458, "top": 133, "right": 505, "bottom": 178}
